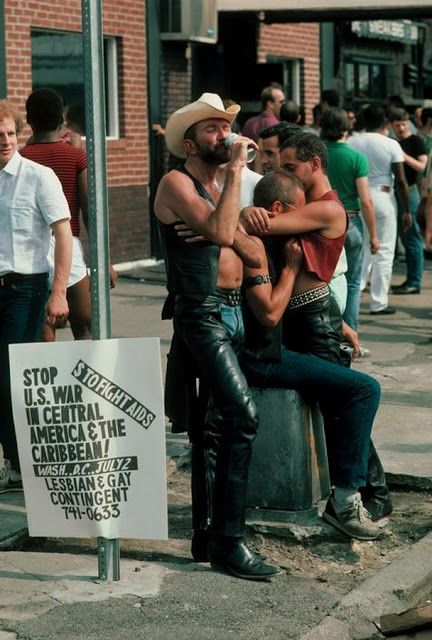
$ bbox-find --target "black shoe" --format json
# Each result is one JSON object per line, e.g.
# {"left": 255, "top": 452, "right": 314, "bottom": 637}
{"left": 391, "top": 285, "right": 420, "bottom": 295}
{"left": 363, "top": 497, "right": 393, "bottom": 522}
{"left": 192, "top": 531, "right": 267, "bottom": 564}
{"left": 208, "top": 540, "right": 280, "bottom": 581}
{"left": 370, "top": 306, "right": 396, "bottom": 315}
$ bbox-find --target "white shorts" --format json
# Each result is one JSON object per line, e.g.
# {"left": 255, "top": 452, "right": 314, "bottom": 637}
{"left": 48, "top": 236, "right": 87, "bottom": 288}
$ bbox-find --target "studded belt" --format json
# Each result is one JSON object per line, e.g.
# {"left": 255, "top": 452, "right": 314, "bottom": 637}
{"left": 287, "top": 285, "right": 329, "bottom": 310}
{"left": 214, "top": 286, "right": 242, "bottom": 307}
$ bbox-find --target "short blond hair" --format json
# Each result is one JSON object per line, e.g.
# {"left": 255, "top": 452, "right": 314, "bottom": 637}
{"left": 0, "top": 100, "right": 24, "bottom": 134}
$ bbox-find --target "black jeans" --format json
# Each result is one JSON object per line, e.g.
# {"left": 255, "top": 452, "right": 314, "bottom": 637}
{"left": 0, "top": 275, "right": 48, "bottom": 470}
{"left": 283, "top": 290, "right": 389, "bottom": 500}
{"left": 242, "top": 347, "right": 379, "bottom": 488}
{"left": 173, "top": 294, "right": 258, "bottom": 538}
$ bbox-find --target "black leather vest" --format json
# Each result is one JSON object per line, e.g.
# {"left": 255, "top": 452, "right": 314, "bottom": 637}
{"left": 159, "top": 166, "right": 221, "bottom": 318}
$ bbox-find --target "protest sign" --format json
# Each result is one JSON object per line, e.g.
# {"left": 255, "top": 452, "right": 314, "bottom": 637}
{"left": 9, "top": 338, "right": 168, "bottom": 540}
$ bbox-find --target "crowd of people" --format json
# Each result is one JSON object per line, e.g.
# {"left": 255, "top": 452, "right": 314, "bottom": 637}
{"left": 244, "top": 85, "right": 432, "bottom": 337}
{"left": 154, "top": 85, "right": 432, "bottom": 581}
{"left": 1, "top": 82, "right": 431, "bottom": 582}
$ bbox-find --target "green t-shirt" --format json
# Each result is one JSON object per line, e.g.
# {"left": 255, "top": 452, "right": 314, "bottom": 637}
{"left": 420, "top": 131, "right": 432, "bottom": 156}
{"left": 325, "top": 140, "right": 369, "bottom": 211}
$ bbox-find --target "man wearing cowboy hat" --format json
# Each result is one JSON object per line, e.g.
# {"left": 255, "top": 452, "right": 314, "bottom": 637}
{"left": 155, "top": 93, "right": 279, "bottom": 580}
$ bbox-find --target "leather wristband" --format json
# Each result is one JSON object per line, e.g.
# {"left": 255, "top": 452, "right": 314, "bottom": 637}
{"left": 243, "top": 274, "right": 272, "bottom": 288}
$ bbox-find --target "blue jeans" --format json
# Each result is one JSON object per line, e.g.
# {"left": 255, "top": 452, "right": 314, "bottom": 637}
{"left": 241, "top": 347, "right": 380, "bottom": 489}
{"left": 398, "top": 186, "right": 424, "bottom": 288}
{"left": 220, "top": 303, "right": 244, "bottom": 342}
{"left": 0, "top": 275, "right": 48, "bottom": 470}
{"left": 343, "top": 215, "right": 364, "bottom": 330}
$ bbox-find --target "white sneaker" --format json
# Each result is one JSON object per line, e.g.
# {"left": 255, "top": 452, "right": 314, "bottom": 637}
{"left": 4, "top": 460, "right": 22, "bottom": 489}
{"left": 0, "top": 444, "right": 9, "bottom": 489}
{"left": 0, "top": 463, "right": 9, "bottom": 489}
{"left": 323, "top": 490, "right": 383, "bottom": 540}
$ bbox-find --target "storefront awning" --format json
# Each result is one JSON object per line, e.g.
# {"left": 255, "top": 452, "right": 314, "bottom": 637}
{"left": 217, "top": 0, "right": 432, "bottom": 20}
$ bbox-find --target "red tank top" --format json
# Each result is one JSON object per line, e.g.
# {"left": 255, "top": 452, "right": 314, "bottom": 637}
{"left": 299, "top": 190, "right": 347, "bottom": 283}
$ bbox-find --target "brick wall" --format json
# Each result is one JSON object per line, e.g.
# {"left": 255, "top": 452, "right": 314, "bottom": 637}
{"left": 4, "top": 0, "right": 150, "bottom": 262}
{"left": 258, "top": 22, "right": 320, "bottom": 125}
{"left": 161, "top": 44, "right": 192, "bottom": 125}
{"left": 159, "top": 43, "right": 192, "bottom": 172}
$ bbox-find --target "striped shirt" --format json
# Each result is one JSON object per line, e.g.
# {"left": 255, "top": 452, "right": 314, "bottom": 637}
{"left": 20, "top": 141, "right": 87, "bottom": 236}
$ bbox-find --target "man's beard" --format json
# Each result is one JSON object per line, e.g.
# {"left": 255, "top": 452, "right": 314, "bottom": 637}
{"left": 195, "top": 141, "right": 230, "bottom": 165}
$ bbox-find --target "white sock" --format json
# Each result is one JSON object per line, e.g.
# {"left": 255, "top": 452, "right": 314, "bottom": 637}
{"left": 333, "top": 486, "right": 359, "bottom": 504}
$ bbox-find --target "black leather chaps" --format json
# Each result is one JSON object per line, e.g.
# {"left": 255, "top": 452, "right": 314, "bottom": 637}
{"left": 174, "top": 295, "right": 258, "bottom": 538}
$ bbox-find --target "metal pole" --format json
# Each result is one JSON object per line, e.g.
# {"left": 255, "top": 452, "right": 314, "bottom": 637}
{"left": 97, "top": 537, "right": 120, "bottom": 581}
{"left": 81, "top": 0, "right": 111, "bottom": 340}
{"left": 81, "top": 0, "right": 119, "bottom": 581}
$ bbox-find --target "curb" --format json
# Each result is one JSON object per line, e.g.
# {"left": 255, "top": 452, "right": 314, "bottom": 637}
{"left": 298, "top": 531, "right": 432, "bottom": 640}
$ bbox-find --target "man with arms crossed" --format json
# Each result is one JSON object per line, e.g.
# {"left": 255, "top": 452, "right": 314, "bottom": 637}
{"left": 388, "top": 108, "right": 427, "bottom": 295}
{"left": 154, "top": 93, "right": 279, "bottom": 581}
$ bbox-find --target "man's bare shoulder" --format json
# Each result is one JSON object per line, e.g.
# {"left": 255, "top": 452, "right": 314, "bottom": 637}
{"left": 155, "top": 170, "right": 189, "bottom": 222}
{"left": 159, "top": 168, "right": 191, "bottom": 191}
{"left": 155, "top": 167, "right": 212, "bottom": 225}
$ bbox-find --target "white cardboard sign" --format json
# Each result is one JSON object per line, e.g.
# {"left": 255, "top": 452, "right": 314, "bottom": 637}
{"left": 9, "top": 337, "right": 168, "bottom": 540}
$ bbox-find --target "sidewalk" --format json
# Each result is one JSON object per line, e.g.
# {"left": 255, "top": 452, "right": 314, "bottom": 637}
{"left": 0, "top": 257, "right": 431, "bottom": 639}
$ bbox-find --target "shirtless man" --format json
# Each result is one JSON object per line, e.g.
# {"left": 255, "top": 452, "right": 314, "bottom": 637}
{"left": 243, "top": 134, "right": 353, "bottom": 361}
{"left": 154, "top": 93, "right": 279, "bottom": 581}
{"left": 240, "top": 173, "right": 383, "bottom": 540}
{"left": 243, "top": 137, "right": 392, "bottom": 521}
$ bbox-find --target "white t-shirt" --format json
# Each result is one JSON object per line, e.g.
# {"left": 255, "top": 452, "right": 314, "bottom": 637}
{"left": 348, "top": 132, "right": 404, "bottom": 188}
{"left": 0, "top": 151, "right": 70, "bottom": 275}
{"left": 240, "top": 166, "right": 262, "bottom": 208}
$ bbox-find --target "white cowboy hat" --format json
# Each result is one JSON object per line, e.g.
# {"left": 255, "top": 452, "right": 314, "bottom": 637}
{"left": 165, "top": 92, "right": 240, "bottom": 159}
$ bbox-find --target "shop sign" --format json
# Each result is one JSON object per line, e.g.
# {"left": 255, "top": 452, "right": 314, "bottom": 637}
{"left": 351, "top": 20, "right": 418, "bottom": 44}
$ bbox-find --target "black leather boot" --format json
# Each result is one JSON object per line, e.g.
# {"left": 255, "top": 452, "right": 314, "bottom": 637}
{"left": 208, "top": 538, "right": 280, "bottom": 581}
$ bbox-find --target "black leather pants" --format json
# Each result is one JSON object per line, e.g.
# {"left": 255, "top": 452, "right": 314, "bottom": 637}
{"left": 283, "top": 291, "right": 389, "bottom": 499}
{"left": 283, "top": 291, "right": 352, "bottom": 366}
{"left": 174, "top": 294, "right": 258, "bottom": 538}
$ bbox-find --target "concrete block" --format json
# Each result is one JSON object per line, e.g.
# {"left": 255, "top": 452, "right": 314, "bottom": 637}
{"left": 247, "top": 388, "right": 330, "bottom": 512}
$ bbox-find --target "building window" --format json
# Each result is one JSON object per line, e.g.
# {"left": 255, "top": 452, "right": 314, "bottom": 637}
{"left": 283, "top": 59, "right": 301, "bottom": 103}
{"left": 344, "top": 59, "right": 388, "bottom": 101}
{"left": 31, "top": 29, "right": 119, "bottom": 138}
{"left": 265, "top": 56, "right": 301, "bottom": 103}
